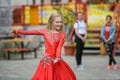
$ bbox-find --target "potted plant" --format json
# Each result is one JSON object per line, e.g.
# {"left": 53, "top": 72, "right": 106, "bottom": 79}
{"left": 64, "top": 25, "right": 76, "bottom": 56}
{"left": 64, "top": 42, "right": 76, "bottom": 56}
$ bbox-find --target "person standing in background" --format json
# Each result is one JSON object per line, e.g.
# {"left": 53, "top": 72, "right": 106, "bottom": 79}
{"left": 100, "top": 15, "right": 119, "bottom": 70}
{"left": 74, "top": 12, "right": 87, "bottom": 70}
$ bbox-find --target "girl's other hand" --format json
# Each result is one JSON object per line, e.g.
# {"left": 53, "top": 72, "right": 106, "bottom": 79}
{"left": 16, "top": 33, "right": 22, "bottom": 38}
{"left": 53, "top": 58, "right": 61, "bottom": 64}
{"left": 9, "top": 31, "right": 16, "bottom": 38}
{"left": 82, "top": 37, "right": 86, "bottom": 42}
{"left": 9, "top": 31, "right": 22, "bottom": 38}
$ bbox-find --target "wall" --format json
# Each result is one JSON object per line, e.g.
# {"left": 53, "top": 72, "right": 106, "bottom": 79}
{"left": 11, "top": 0, "right": 69, "bottom": 6}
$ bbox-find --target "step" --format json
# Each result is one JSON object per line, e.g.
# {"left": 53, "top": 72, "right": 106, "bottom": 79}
{"left": 84, "top": 44, "right": 100, "bottom": 55}
{"left": 87, "top": 34, "right": 100, "bottom": 36}
{"left": 83, "top": 50, "right": 100, "bottom": 55}
{"left": 86, "top": 39, "right": 100, "bottom": 42}
{"left": 85, "top": 44, "right": 100, "bottom": 47}
{"left": 87, "top": 28, "right": 101, "bottom": 31}
{"left": 87, "top": 28, "right": 100, "bottom": 33}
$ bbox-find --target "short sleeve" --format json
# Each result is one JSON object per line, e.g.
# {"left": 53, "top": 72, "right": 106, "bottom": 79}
{"left": 73, "top": 22, "right": 78, "bottom": 29}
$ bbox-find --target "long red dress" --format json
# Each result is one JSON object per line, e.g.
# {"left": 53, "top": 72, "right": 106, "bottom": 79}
{"left": 15, "top": 28, "right": 76, "bottom": 80}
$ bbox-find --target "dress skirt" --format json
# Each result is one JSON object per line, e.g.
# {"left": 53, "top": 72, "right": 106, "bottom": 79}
{"left": 32, "top": 59, "right": 76, "bottom": 80}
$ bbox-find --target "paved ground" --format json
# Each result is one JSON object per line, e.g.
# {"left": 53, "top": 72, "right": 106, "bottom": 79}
{"left": 0, "top": 47, "right": 120, "bottom": 80}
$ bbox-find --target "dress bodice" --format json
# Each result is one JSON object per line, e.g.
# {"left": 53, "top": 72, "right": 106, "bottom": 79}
{"left": 43, "top": 31, "right": 62, "bottom": 57}
{"left": 16, "top": 28, "right": 66, "bottom": 58}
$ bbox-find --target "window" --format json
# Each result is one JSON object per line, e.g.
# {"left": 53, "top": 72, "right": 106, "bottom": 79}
{"left": 0, "top": 0, "right": 11, "bottom": 34}
{"left": 0, "top": 6, "right": 10, "bottom": 26}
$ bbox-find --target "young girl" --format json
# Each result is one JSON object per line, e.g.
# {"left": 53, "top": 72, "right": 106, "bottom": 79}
{"left": 11, "top": 13, "right": 76, "bottom": 80}
{"left": 74, "top": 12, "right": 87, "bottom": 70}
{"left": 100, "top": 15, "right": 119, "bottom": 70}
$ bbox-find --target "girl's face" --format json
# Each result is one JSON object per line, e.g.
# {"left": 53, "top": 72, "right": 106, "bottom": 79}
{"left": 106, "top": 17, "right": 112, "bottom": 23}
{"left": 52, "top": 16, "right": 63, "bottom": 31}
{"left": 77, "top": 13, "right": 83, "bottom": 20}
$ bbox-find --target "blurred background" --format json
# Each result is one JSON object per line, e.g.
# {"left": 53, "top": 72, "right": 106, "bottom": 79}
{"left": 0, "top": 0, "right": 120, "bottom": 58}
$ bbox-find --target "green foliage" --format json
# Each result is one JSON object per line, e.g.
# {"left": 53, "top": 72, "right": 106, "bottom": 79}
{"left": 52, "top": 4, "right": 75, "bottom": 27}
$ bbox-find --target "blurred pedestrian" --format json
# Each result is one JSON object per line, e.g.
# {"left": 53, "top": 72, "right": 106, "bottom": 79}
{"left": 100, "top": 15, "right": 119, "bottom": 70}
{"left": 73, "top": 12, "right": 87, "bottom": 70}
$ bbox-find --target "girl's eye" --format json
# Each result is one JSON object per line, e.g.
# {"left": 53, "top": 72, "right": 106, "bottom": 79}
{"left": 56, "top": 21, "right": 63, "bottom": 23}
{"left": 60, "top": 21, "right": 63, "bottom": 23}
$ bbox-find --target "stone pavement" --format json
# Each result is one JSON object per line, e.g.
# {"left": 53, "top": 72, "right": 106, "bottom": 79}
{"left": 0, "top": 48, "right": 120, "bottom": 80}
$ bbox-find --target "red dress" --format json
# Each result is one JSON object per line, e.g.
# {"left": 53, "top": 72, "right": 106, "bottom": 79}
{"left": 16, "top": 28, "right": 76, "bottom": 80}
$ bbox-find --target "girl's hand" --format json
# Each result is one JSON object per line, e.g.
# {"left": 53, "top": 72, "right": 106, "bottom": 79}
{"left": 82, "top": 37, "right": 86, "bottom": 42}
{"left": 53, "top": 58, "right": 61, "bottom": 64}
{"left": 106, "top": 40, "right": 109, "bottom": 44}
{"left": 104, "top": 39, "right": 109, "bottom": 44}
{"left": 9, "top": 31, "right": 16, "bottom": 37}
{"left": 9, "top": 31, "right": 22, "bottom": 38}
{"left": 16, "top": 33, "right": 22, "bottom": 38}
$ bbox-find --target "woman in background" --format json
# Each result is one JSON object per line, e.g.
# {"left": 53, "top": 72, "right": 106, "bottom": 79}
{"left": 73, "top": 12, "right": 87, "bottom": 70}
{"left": 100, "top": 15, "right": 119, "bottom": 70}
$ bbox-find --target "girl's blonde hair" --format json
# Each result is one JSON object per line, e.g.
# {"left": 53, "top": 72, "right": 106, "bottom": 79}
{"left": 47, "top": 13, "right": 64, "bottom": 31}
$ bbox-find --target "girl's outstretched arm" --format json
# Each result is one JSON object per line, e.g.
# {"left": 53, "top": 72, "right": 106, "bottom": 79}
{"left": 12, "top": 28, "right": 46, "bottom": 35}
